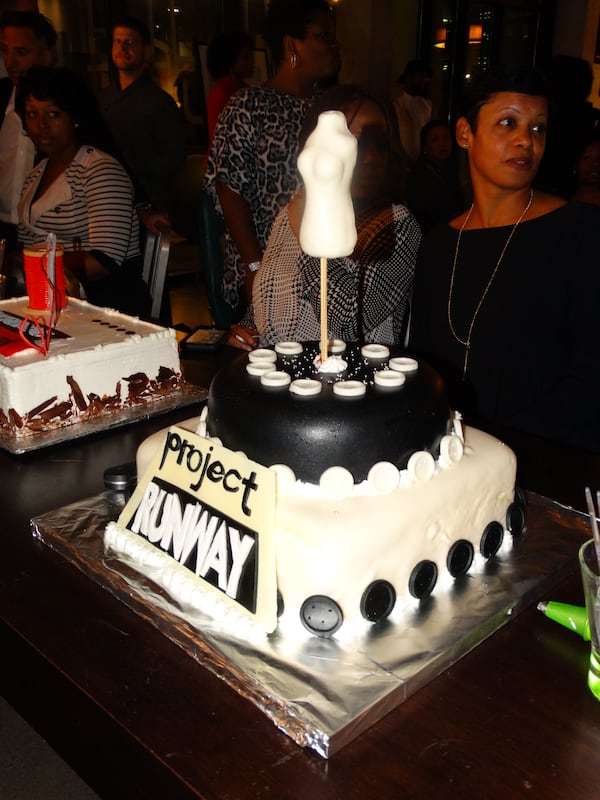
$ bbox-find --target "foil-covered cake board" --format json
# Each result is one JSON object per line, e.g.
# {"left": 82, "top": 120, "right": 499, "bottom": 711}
{"left": 1, "top": 384, "right": 207, "bottom": 454}
{"left": 31, "top": 492, "right": 589, "bottom": 758}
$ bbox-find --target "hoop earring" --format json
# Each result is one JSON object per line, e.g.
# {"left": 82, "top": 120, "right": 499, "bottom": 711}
{"left": 290, "top": 51, "right": 297, "bottom": 69}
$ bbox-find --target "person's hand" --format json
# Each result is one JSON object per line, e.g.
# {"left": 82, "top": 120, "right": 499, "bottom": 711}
{"left": 138, "top": 206, "right": 171, "bottom": 235}
{"left": 225, "top": 322, "right": 258, "bottom": 351}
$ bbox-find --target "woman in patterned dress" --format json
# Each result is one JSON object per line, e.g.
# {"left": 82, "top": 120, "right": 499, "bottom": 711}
{"left": 204, "top": 0, "right": 340, "bottom": 349}
{"left": 253, "top": 86, "right": 421, "bottom": 347}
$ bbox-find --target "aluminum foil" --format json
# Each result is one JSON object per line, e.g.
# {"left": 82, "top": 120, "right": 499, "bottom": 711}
{"left": 31, "top": 492, "right": 589, "bottom": 758}
{"left": 1, "top": 384, "right": 207, "bottom": 454}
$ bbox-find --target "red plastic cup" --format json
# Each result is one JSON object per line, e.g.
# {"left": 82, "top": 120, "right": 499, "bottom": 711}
{"left": 23, "top": 243, "right": 67, "bottom": 311}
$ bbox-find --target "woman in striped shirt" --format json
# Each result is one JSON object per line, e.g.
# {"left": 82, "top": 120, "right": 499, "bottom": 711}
{"left": 16, "top": 65, "right": 149, "bottom": 316}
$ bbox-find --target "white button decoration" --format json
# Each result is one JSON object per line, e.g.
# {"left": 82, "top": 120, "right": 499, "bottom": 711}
{"left": 361, "top": 343, "right": 390, "bottom": 360}
{"left": 330, "top": 339, "right": 346, "bottom": 354}
{"left": 196, "top": 420, "right": 207, "bottom": 438}
{"left": 247, "top": 361, "right": 274, "bottom": 376}
{"left": 275, "top": 341, "right": 303, "bottom": 355}
{"left": 320, "top": 466, "right": 354, "bottom": 498}
{"left": 453, "top": 410, "right": 464, "bottom": 441}
{"left": 389, "top": 356, "right": 418, "bottom": 373}
{"left": 333, "top": 380, "right": 366, "bottom": 397}
{"left": 290, "top": 378, "right": 322, "bottom": 396}
{"left": 374, "top": 370, "right": 406, "bottom": 388}
{"left": 270, "top": 464, "right": 297, "bottom": 496}
{"left": 260, "top": 370, "right": 292, "bottom": 387}
{"left": 368, "top": 461, "right": 400, "bottom": 494}
{"left": 439, "top": 434, "right": 464, "bottom": 467}
{"left": 407, "top": 450, "right": 435, "bottom": 482}
{"left": 248, "top": 348, "right": 277, "bottom": 363}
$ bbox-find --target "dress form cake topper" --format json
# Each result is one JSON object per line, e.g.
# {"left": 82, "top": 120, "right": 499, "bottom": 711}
{"left": 297, "top": 111, "right": 358, "bottom": 361}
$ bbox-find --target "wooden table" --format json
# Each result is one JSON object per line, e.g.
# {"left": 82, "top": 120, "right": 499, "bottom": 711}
{"left": 2, "top": 351, "right": 600, "bottom": 799}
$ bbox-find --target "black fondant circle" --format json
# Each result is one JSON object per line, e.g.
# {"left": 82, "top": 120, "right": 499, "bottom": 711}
{"left": 408, "top": 560, "right": 438, "bottom": 599}
{"left": 207, "top": 342, "right": 451, "bottom": 483}
{"left": 446, "top": 539, "right": 475, "bottom": 577}
{"left": 360, "top": 580, "right": 397, "bottom": 622}
{"left": 506, "top": 502, "right": 525, "bottom": 535}
{"left": 300, "top": 595, "right": 344, "bottom": 636}
{"left": 480, "top": 521, "right": 504, "bottom": 558}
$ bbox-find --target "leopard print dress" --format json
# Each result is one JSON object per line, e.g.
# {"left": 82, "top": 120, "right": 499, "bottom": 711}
{"left": 204, "top": 84, "right": 308, "bottom": 319}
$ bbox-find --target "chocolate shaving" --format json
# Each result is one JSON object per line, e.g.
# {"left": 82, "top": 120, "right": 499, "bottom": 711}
{"left": 26, "top": 396, "right": 59, "bottom": 418}
{"left": 66, "top": 375, "right": 87, "bottom": 411}
{"left": 125, "top": 372, "right": 150, "bottom": 400}
{"left": 8, "top": 408, "right": 22, "bottom": 428}
{"left": 38, "top": 401, "right": 72, "bottom": 422}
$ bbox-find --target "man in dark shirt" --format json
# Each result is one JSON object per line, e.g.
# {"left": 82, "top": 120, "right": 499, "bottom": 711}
{"left": 0, "top": 9, "right": 55, "bottom": 249}
{"left": 98, "top": 15, "right": 186, "bottom": 234}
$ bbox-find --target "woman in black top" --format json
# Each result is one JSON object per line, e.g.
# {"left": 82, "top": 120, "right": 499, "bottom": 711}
{"left": 410, "top": 65, "right": 600, "bottom": 451}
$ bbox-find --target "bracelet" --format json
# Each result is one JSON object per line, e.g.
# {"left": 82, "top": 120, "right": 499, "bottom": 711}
{"left": 247, "top": 261, "right": 260, "bottom": 273}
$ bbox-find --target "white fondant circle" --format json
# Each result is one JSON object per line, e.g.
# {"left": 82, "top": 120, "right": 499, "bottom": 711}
{"left": 270, "top": 463, "right": 297, "bottom": 496}
{"left": 389, "top": 357, "right": 419, "bottom": 373}
{"left": 320, "top": 466, "right": 354, "bottom": 498}
{"left": 290, "top": 378, "right": 322, "bottom": 396}
{"left": 374, "top": 370, "right": 406, "bottom": 388}
{"left": 368, "top": 461, "right": 400, "bottom": 494}
{"left": 361, "top": 344, "right": 390, "bottom": 360}
{"left": 247, "top": 361, "right": 274, "bottom": 376}
{"left": 248, "top": 348, "right": 277, "bottom": 363}
{"left": 260, "top": 370, "right": 292, "bottom": 387}
{"left": 333, "top": 380, "right": 366, "bottom": 398}
{"left": 440, "top": 434, "right": 464, "bottom": 466}
{"left": 275, "top": 341, "right": 303, "bottom": 355}
{"left": 407, "top": 450, "right": 436, "bottom": 482}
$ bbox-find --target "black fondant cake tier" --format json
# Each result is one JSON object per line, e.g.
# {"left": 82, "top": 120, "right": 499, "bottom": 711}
{"left": 207, "top": 342, "right": 451, "bottom": 484}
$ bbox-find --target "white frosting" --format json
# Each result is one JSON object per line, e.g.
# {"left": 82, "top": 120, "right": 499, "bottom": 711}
{"left": 297, "top": 111, "right": 358, "bottom": 258}
{"left": 0, "top": 296, "right": 181, "bottom": 435}
{"left": 317, "top": 354, "right": 347, "bottom": 374}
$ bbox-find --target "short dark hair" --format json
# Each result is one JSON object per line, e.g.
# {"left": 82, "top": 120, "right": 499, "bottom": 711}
{"left": 112, "top": 15, "right": 150, "bottom": 46}
{"left": 263, "top": 0, "right": 333, "bottom": 67}
{"left": 460, "top": 65, "right": 551, "bottom": 131}
{"left": 206, "top": 31, "right": 253, "bottom": 80}
{"left": 419, "top": 119, "right": 451, "bottom": 150}
{"left": 16, "top": 65, "right": 116, "bottom": 153}
{"left": 0, "top": 10, "right": 57, "bottom": 49}
{"left": 547, "top": 54, "right": 594, "bottom": 104}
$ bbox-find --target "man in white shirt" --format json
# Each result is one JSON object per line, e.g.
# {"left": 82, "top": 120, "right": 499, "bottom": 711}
{"left": 0, "top": 9, "right": 55, "bottom": 249}
{"left": 392, "top": 60, "right": 433, "bottom": 164}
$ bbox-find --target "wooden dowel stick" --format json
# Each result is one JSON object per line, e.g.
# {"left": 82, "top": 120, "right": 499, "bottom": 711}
{"left": 320, "top": 256, "right": 328, "bottom": 362}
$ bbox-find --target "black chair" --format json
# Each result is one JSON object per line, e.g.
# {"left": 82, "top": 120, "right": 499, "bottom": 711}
{"left": 197, "top": 187, "right": 234, "bottom": 330}
{"left": 142, "top": 223, "right": 171, "bottom": 323}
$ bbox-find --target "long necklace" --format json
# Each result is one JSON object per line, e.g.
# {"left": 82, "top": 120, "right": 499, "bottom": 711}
{"left": 447, "top": 189, "right": 534, "bottom": 379}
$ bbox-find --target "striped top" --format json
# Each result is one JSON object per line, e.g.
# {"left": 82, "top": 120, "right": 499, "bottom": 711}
{"left": 18, "top": 145, "right": 140, "bottom": 267}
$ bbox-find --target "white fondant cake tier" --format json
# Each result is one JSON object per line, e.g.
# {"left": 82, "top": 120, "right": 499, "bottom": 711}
{"left": 110, "top": 344, "right": 523, "bottom": 638}
{"left": 0, "top": 297, "right": 182, "bottom": 436}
